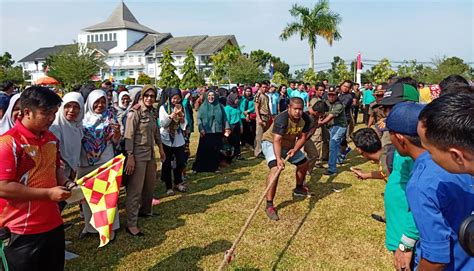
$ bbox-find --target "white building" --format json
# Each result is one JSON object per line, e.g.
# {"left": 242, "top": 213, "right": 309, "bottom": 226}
{"left": 19, "top": 1, "right": 239, "bottom": 84}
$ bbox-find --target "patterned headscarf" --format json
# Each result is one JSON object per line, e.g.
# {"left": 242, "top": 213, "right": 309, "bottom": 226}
{"left": 82, "top": 89, "right": 116, "bottom": 165}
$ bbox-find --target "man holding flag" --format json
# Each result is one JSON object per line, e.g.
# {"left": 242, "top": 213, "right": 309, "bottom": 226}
{"left": 0, "top": 87, "right": 71, "bottom": 271}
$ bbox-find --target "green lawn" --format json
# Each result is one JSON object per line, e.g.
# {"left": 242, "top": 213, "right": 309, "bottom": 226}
{"left": 64, "top": 125, "right": 393, "bottom": 270}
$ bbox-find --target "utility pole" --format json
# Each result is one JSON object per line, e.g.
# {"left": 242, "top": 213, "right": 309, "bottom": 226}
{"left": 152, "top": 35, "right": 157, "bottom": 87}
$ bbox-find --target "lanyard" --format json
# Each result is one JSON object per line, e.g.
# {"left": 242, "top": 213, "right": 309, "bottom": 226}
{"left": 0, "top": 242, "right": 8, "bottom": 271}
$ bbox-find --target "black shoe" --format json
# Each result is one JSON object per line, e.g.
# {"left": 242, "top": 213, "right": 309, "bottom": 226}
{"left": 126, "top": 228, "right": 145, "bottom": 237}
{"left": 293, "top": 185, "right": 310, "bottom": 197}
{"left": 371, "top": 214, "right": 386, "bottom": 223}
{"left": 138, "top": 212, "right": 159, "bottom": 218}
{"left": 323, "top": 170, "right": 336, "bottom": 176}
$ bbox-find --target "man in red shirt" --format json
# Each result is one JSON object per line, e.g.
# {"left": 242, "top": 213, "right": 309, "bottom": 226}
{"left": 0, "top": 86, "right": 71, "bottom": 271}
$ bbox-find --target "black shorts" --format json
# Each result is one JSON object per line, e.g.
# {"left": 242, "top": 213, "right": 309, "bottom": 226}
{"left": 4, "top": 225, "right": 65, "bottom": 271}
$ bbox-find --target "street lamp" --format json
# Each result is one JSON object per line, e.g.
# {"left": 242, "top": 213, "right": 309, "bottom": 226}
{"left": 149, "top": 34, "right": 159, "bottom": 87}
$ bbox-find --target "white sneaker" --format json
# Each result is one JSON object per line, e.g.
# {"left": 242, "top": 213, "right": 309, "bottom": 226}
{"left": 166, "top": 189, "right": 175, "bottom": 196}
{"left": 176, "top": 183, "right": 187, "bottom": 192}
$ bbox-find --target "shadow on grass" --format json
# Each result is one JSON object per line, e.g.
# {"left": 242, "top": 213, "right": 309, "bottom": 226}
{"left": 151, "top": 240, "right": 232, "bottom": 270}
{"left": 272, "top": 180, "right": 351, "bottom": 270}
{"left": 312, "top": 152, "right": 368, "bottom": 184}
{"left": 65, "top": 187, "right": 248, "bottom": 270}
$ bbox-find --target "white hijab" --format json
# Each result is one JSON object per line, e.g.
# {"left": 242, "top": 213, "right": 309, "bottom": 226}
{"left": 49, "top": 92, "right": 84, "bottom": 171}
{"left": 0, "top": 93, "right": 21, "bottom": 135}
{"left": 83, "top": 89, "right": 107, "bottom": 127}
{"left": 118, "top": 91, "right": 130, "bottom": 110}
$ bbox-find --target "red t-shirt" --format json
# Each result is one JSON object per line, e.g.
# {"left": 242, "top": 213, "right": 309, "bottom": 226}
{"left": 0, "top": 121, "right": 63, "bottom": 235}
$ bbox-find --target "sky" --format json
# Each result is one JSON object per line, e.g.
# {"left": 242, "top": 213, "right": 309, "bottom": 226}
{"left": 0, "top": 0, "right": 473, "bottom": 72}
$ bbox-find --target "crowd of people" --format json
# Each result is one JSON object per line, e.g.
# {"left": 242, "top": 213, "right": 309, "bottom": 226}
{"left": 0, "top": 73, "right": 472, "bottom": 270}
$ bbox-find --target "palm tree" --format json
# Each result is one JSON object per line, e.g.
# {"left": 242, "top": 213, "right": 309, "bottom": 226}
{"left": 280, "top": 0, "right": 342, "bottom": 71}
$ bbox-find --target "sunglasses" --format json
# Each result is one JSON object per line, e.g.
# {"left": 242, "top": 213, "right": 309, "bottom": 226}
{"left": 144, "top": 94, "right": 156, "bottom": 98}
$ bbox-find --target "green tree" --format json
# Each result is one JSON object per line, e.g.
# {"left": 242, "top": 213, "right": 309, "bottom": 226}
{"left": 250, "top": 50, "right": 272, "bottom": 68}
{"left": 45, "top": 44, "right": 106, "bottom": 88}
{"left": 0, "top": 52, "right": 15, "bottom": 68}
{"left": 280, "top": 0, "right": 342, "bottom": 70}
{"left": 316, "top": 70, "right": 329, "bottom": 83}
{"left": 157, "top": 47, "right": 180, "bottom": 89}
{"left": 137, "top": 72, "right": 153, "bottom": 85}
{"left": 397, "top": 60, "right": 426, "bottom": 81}
{"left": 293, "top": 69, "right": 306, "bottom": 81}
{"left": 228, "top": 56, "right": 267, "bottom": 84}
{"left": 180, "top": 47, "right": 203, "bottom": 89}
{"left": 271, "top": 56, "right": 290, "bottom": 78}
{"left": 123, "top": 77, "right": 135, "bottom": 85}
{"left": 423, "top": 56, "right": 472, "bottom": 83}
{"left": 366, "top": 58, "right": 396, "bottom": 84}
{"left": 303, "top": 68, "right": 318, "bottom": 85}
{"left": 209, "top": 44, "right": 241, "bottom": 84}
{"left": 0, "top": 52, "right": 25, "bottom": 84}
{"left": 272, "top": 71, "right": 288, "bottom": 86}
{"left": 328, "top": 56, "right": 351, "bottom": 84}
{"left": 0, "top": 66, "right": 25, "bottom": 84}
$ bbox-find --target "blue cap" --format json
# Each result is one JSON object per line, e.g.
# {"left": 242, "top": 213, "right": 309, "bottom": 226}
{"left": 386, "top": 102, "right": 425, "bottom": 135}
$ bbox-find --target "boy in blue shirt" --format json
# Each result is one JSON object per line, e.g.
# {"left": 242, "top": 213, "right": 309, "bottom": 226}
{"left": 267, "top": 84, "right": 280, "bottom": 117}
{"left": 386, "top": 102, "right": 474, "bottom": 271}
{"left": 290, "top": 82, "right": 309, "bottom": 111}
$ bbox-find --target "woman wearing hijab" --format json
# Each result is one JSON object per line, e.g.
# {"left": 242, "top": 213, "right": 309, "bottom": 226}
{"left": 159, "top": 88, "right": 187, "bottom": 196}
{"left": 181, "top": 90, "right": 194, "bottom": 181}
{"left": 192, "top": 90, "right": 231, "bottom": 173}
{"left": 116, "top": 91, "right": 131, "bottom": 125}
{"left": 124, "top": 85, "right": 165, "bottom": 236}
{"left": 49, "top": 92, "right": 84, "bottom": 180}
{"left": 78, "top": 89, "right": 121, "bottom": 240}
{"left": 239, "top": 87, "right": 256, "bottom": 148}
{"left": 0, "top": 93, "right": 21, "bottom": 135}
{"left": 115, "top": 91, "right": 131, "bottom": 151}
{"left": 224, "top": 92, "right": 243, "bottom": 161}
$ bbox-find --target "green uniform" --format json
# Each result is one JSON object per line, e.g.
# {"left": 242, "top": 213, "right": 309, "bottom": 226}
{"left": 224, "top": 105, "right": 242, "bottom": 125}
{"left": 325, "top": 100, "right": 347, "bottom": 127}
{"left": 384, "top": 150, "right": 419, "bottom": 251}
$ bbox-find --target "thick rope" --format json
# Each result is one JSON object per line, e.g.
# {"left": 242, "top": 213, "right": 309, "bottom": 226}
{"left": 218, "top": 156, "right": 290, "bottom": 271}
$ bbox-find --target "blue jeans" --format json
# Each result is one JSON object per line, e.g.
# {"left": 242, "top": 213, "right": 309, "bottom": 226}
{"left": 328, "top": 125, "right": 347, "bottom": 173}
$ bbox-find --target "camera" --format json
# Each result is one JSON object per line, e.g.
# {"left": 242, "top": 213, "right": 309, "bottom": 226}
{"left": 459, "top": 213, "right": 474, "bottom": 257}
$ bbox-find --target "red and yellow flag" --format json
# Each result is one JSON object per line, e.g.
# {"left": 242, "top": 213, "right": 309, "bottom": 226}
{"left": 76, "top": 154, "right": 125, "bottom": 247}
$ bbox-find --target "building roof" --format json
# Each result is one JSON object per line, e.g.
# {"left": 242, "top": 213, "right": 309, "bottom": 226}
{"left": 19, "top": 44, "right": 74, "bottom": 62}
{"left": 193, "top": 35, "right": 238, "bottom": 55}
{"left": 82, "top": 2, "right": 158, "bottom": 34}
{"left": 125, "top": 34, "right": 239, "bottom": 56}
{"left": 125, "top": 33, "right": 172, "bottom": 52}
{"left": 18, "top": 41, "right": 117, "bottom": 63}
{"left": 155, "top": 35, "right": 209, "bottom": 54}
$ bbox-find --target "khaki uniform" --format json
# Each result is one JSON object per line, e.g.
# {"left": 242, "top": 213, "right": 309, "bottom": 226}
{"left": 304, "top": 97, "right": 323, "bottom": 170}
{"left": 124, "top": 103, "right": 162, "bottom": 227}
{"left": 254, "top": 91, "right": 271, "bottom": 157}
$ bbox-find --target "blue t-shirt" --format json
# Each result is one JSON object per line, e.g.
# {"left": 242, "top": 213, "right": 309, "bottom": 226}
{"left": 362, "top": 88, "right": 376, "bottom": 105}
{"left": 406, "top": 151, "right": 474, "bottom": 271}
{"left": 267, "top": 92, "right": 280, "bottom": 115}
{"left": 290, "top": 90, "right": 309, "bottom": 110}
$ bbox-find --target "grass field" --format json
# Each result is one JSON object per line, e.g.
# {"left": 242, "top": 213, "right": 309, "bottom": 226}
{"left": 64, "top": 124, "right": 393, "bottom": 270}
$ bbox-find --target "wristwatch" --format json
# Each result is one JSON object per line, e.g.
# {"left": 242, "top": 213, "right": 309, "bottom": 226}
{"left": 398, "top": 243, "right": 413, "bottom": 252}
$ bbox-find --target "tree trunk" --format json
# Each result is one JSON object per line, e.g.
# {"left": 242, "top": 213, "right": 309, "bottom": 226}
{"left": 309, "top": 46, "right": 315, "bottom": 71}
